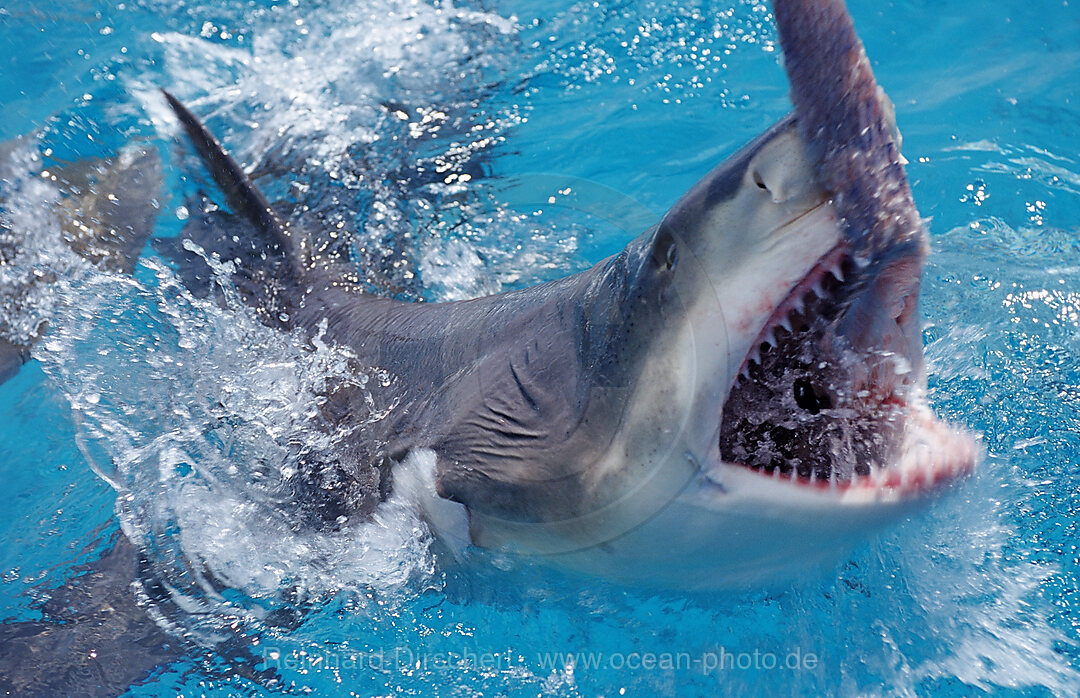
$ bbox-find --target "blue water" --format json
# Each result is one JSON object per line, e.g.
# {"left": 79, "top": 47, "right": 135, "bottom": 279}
{"left": 1, "top": 0, "right": 1079, "bottom": 695}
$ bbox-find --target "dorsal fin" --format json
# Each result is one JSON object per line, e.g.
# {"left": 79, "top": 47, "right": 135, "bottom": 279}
{"left": 161, "top": 90, "right": 302, "bottom": 278}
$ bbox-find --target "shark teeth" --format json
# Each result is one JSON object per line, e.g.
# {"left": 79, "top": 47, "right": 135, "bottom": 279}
{"left": 718, "top": 241, "right": 957, "bottom": 491}
{"left": 731, "top": 244, "right": 849, "bottom": 382}
{"left": 730, "top": 422, "right": 977, "bottom": 496}
{"left": 721, "top": 382, "right": 978, "bottom": 495}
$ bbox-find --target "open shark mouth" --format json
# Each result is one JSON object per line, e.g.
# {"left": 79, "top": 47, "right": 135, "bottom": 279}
{"left": 717, "top": 244, "right": 975, "bottom": 493}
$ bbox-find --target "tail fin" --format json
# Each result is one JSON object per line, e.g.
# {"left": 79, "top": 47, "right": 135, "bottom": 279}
{"left": 0, "top": 532, "right": 179, "bottom": 696}
{"left": 160, "top": 90, "right": 303, "bottom": 280}
{"left": 0, "top": 140, "right": 162, "bottom": 387}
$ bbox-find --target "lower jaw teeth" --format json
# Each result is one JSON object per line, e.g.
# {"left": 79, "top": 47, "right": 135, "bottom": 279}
{"left": 720, "top": 256, "right": 916, "bottom": 490}
{"left": 756, "top": 460, "right": 881, "bottom": 484}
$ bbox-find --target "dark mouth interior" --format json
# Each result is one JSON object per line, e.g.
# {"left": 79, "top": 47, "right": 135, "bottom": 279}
{"left": 718, "top": 256, "right": 907, "bottom": 484}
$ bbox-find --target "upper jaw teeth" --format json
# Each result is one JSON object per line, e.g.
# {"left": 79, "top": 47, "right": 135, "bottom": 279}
{"left": 721, "top": 246, "right": 925, "bottom": 489}
{"left": 719, "top": 244, "right": 977, "bottom": 496}
{"left": 732, "top": 247, "right": 850, "bottom": 383}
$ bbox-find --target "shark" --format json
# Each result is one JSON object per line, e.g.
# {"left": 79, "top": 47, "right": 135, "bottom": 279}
{"left": 0, "top": 0, "right": 977, "bottom": 692}
{"left": 152, "top": 0, "right": 975, "bottom": 588}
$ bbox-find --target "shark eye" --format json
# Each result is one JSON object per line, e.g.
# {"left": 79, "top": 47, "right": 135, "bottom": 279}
{"left": 752, "top": 170, "right": 769, "bottom": 192}
{"left": 651, "top": 228, "right": 678, "bottom": 271}
{"left": 664, "top": 240, "right": 678, "bottom": 270}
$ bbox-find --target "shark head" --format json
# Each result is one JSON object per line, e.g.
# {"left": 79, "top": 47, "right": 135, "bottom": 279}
{"left": 444, "top": 0, "right": 977, "bottom": 588}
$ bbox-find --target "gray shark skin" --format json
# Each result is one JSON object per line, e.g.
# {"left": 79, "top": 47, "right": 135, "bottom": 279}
{"left": 158, "top": 0, "right": 975, "bottom": 586}
{"left": 0, "top": 0, "right": 978, "bottom": 693}
{"left": 0, "top": 533, "right": 179, "bottom": 697}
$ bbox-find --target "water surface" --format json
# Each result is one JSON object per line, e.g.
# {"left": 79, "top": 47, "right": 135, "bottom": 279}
{"left": 1, "top": 0, "right": 1078, "bottom": 695}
